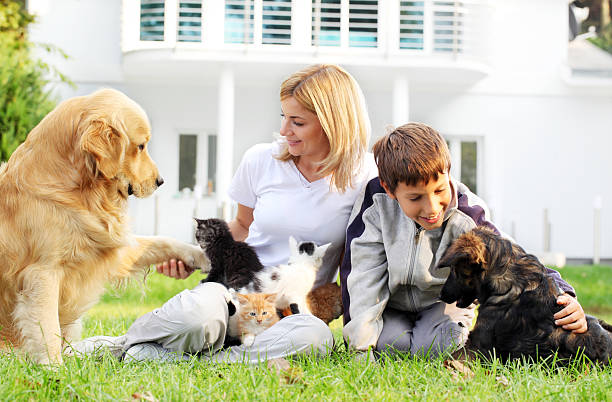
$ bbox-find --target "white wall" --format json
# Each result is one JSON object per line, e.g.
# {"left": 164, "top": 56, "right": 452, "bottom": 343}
{"left": 410, "top": 90, "right": 612, "bottom": 258}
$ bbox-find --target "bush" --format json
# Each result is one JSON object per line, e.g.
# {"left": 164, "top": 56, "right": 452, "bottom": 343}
{"left": 588, "top": 22, "right": 612, "bottom": 53}
{"left": 0, "top": 1, "right": 71, "bottom": 161}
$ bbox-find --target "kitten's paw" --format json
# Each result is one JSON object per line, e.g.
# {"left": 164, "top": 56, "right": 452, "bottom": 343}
{"left": 242, "top": 334, "right": 255, "bottom": 347}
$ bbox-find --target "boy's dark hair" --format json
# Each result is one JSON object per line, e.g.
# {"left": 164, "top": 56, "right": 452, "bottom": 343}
{"left": 372, "top": 122, "right": 451, "bottom": 194}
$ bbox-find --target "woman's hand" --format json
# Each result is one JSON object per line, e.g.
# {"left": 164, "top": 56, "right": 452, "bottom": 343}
{"left": 554, "top": 294, "right": 588, "bottom": 334}
{"left": 156, "top": 259, "right": 194, "bottom": 279}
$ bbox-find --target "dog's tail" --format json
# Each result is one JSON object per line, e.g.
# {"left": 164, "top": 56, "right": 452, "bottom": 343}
{"left": 598, "top": 318, "right": 612, "bottom": 334}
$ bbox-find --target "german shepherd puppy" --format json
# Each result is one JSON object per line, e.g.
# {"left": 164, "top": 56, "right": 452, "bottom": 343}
{"left": 438, "top": 226, "right": 612, "bottom": 364}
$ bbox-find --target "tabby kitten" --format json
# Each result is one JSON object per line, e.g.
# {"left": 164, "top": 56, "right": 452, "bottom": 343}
{"left": 227, "top": 293, "right": 279, "bottom": 346}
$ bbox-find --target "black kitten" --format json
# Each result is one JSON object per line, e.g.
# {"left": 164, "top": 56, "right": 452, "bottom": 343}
{"left": 194, "top": 218, "right": 262, "bottom": 291}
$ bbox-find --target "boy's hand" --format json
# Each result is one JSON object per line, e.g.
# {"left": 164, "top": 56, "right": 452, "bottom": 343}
{"left": 156, "top": 259, "right": 195, "bottom": 279}
{"left": 554, "top": 294, "right": 587, "bottom": 333}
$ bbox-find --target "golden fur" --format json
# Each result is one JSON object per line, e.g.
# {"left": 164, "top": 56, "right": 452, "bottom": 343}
{"left": 0, "top": 88, "right": 209, "bottom": 364}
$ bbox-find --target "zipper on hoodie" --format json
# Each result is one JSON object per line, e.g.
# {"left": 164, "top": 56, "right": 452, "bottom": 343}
{"left": 405, "top": 225, "right": 424, "bottom": 310}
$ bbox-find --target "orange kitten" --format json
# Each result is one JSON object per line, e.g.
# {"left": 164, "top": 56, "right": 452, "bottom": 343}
{"left": 228, "top": 293, "right": 279, "bottom": 346}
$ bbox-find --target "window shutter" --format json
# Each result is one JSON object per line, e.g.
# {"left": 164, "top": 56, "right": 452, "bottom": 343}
{"left": 433, "top": 1, "right": 464, "bottom": 53}
{"left": 225, "top": 0, "right": 255, "bottom": 44}
{"left": 178, "top": 0, "right": 203, "bottom": 42}
{"left": 399, "top": 1, "right": 424, "bottom": 50}
{"left": 349, "top": 0, "right": 378, "bottom": 48}
{"left": 312, "top": 0, "right": 341, "bottom": 47}
{"left": 262, "top": 0, "right": 292, "bottom": 45}
{"left": 140, "top": 0, "right": 165, "bottom": 41}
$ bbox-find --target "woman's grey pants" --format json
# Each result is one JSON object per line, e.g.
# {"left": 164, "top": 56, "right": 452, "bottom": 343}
{"left": 70, "top": 282, "right": 334, "bottom": 363}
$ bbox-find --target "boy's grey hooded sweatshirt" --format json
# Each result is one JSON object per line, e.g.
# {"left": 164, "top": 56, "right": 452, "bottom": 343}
{"left": 340, "top": 177, "right": 575, "bottom": 351}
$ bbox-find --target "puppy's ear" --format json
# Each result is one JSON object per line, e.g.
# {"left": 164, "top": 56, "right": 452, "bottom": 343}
{"left": 460, "top": 232, "right": 487, "bottom": 267}
{"left": 438, "top": 250, "right": 466, "bottom": 269}
{"left": 438, "top": 232, "right": 487, "bottom": 268}
{"left": 80, "top": 119, "right": 128, "bottom": 179}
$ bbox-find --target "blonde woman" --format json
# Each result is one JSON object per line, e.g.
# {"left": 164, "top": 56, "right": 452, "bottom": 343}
{"left": 70, "top": 65, "right": 377, "bottom": 363}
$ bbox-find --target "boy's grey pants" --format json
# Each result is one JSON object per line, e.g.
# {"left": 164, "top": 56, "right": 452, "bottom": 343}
{"left": 70, "top": 282, "right": 334, "bottom": 363}
{"left": 375, "top": 302, "right": 475, "bottom": 358}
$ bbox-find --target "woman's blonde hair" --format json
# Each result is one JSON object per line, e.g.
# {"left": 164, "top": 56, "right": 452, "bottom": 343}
{"left": 278, "top": 64, "right": 370, "bottom": 192}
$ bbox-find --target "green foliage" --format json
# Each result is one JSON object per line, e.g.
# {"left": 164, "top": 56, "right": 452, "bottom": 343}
{"left": 554, "top": 264, "right": 612, "bottom": 321}
{"left": 0, "top": 1, "right": 71, "bottom": 161}
{"left": 589, "top": 22, "right": 612, "bottom": 54}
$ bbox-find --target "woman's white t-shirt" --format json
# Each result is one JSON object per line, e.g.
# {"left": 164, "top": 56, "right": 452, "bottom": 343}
{"left": 228, "top": 140, "right": 377, "bottom": 287}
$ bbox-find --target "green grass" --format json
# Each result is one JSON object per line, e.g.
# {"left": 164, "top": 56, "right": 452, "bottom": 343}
{"left": 1, "top": 265, "right": 611, "bottom": 401}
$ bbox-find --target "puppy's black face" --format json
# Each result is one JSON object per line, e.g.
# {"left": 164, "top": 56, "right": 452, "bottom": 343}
{"left": 440, "top": 259, "right": 483, "bottom": 308}
{"left": 438, "top": 230, "right": 489, "bottom": 308}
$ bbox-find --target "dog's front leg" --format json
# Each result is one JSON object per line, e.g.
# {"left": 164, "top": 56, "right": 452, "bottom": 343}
{"left": 61, "top": 318, "right": 82, "bottom": 350}
{"left": 14, "top": 266, "right": 63, "bottom": 364}
{"left": 121, "top": 235, "right": 210, "bottom": 273}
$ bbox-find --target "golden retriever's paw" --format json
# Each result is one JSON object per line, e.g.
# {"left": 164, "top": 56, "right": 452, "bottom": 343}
{"left": 34, "top": 353, "right": 63, "bottom": 366}
{"left": 179, "top": 245, "right": 211, "bottom": 273}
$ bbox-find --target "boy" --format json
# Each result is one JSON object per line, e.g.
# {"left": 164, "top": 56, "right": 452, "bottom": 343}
{"left": 341, "top": 122, "right": 586, "bottom": 358}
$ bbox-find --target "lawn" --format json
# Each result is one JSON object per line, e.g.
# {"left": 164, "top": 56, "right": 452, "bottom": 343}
{"left": 0, "top": 265, "right": 611, "bottom": 401}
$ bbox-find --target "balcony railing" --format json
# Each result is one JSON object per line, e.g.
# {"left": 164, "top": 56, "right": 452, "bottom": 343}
{"left": 123, "top": 0, "right": 488, "bottom": 59}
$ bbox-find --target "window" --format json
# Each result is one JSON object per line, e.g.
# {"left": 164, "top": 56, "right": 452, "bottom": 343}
{"left": 207, "top": 134, "right": 217, "bottom": 193}
{"left": 460, "top": 141, "right": 477, "bottom": 193}
{"left": 399, "top": 1, "right": 424, "bottom": 50}
{"left": 225, "top": 0, "right": 255, "bottom": 44}
{"left": 446, "top": 137, "right": 480, "bottom": 194}
{"left": 312, "top": 0, "right": 341, "bottom": 47}
{"left": 178, "top": 133, "right": 217, "bottom": 194}
{"left": 349, "top": 0, "right": 378, "bottom": 48}
{"left": 178, "top": 0, "right": 203, "bottom": 42}
{"left": 140, "top": 0, "right": 165, "bottom": 41}
{"left": 179, "top": 134, "right": 198, "bottom": 191}
{"left": 433, "top": 1, "right": 464, "bottom": 53}
{"left": 262, "top": 0, "right": 292, "bottom": 45}
{"left": 311, "top": 0, "right": 378, "bottom": 48}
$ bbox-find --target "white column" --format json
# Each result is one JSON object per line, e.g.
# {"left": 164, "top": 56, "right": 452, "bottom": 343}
{"left": 216, "top": 68, "right": 235, "bottom": 221}
{"left": 165, "top": 0, "right": 178, "bottom": 46}
{"left": 254, "top": 0, "right": 264, "bottom": 45}
{"left": 292, "top": 0, "right": 312, "bottom": 48}
{"left": 448, "top": 138, "right": 462, "bottom": 182}
{"left": 423, "top": 0, "right": 434, "bottom": 54}
{"left": 121, "top": 0, "right": 141, "bottom": 52}
{"left": 340, "top": 0, "right": 349, "bottom": 48}
{"left": 203, "top": 0, "right": 225, "bottom": 46}
{"left": 392, "top": 76, "right": 409, "bottom": 127}
{"left": 382, "top": 0, "right": 400, "bottom": 54}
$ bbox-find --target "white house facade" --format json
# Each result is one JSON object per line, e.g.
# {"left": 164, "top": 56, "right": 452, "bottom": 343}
{"left": 26, "top": 0, "right": 612, "bottom": 262}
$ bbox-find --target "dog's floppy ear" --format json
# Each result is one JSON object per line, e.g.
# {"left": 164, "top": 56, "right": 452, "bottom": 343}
{"left": 438, "top": 231, "right": 487, "bottom": 268}
{"left": 438, "top": 250, "right": 468, "bottom": 269}
{"left": 80, "top": 118, "right": 128, "bottom": 179}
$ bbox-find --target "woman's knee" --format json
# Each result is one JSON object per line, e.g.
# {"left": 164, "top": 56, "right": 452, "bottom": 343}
{"left": 282, "top": 314, "right": 334, "bottom": 353}
{"left": 173, "top": 283, "right": 230, "bottom": 327}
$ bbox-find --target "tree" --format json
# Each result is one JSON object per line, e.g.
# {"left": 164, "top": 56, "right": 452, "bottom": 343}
{"left": 0, "top": 0, "right": 71, "bottom": 161}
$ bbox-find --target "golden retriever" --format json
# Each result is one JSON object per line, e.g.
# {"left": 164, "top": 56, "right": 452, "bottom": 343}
{"left": 0, "top": 88, "right": 209, "bottom": 364}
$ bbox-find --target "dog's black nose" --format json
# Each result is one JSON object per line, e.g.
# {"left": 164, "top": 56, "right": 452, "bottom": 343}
{"left": 156, "top": 177, "right": 164, "bottom": 187}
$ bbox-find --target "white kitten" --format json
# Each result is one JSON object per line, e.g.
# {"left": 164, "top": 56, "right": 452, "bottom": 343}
{"left": 237, "top": 237, "right": 331, "bottom": 315}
